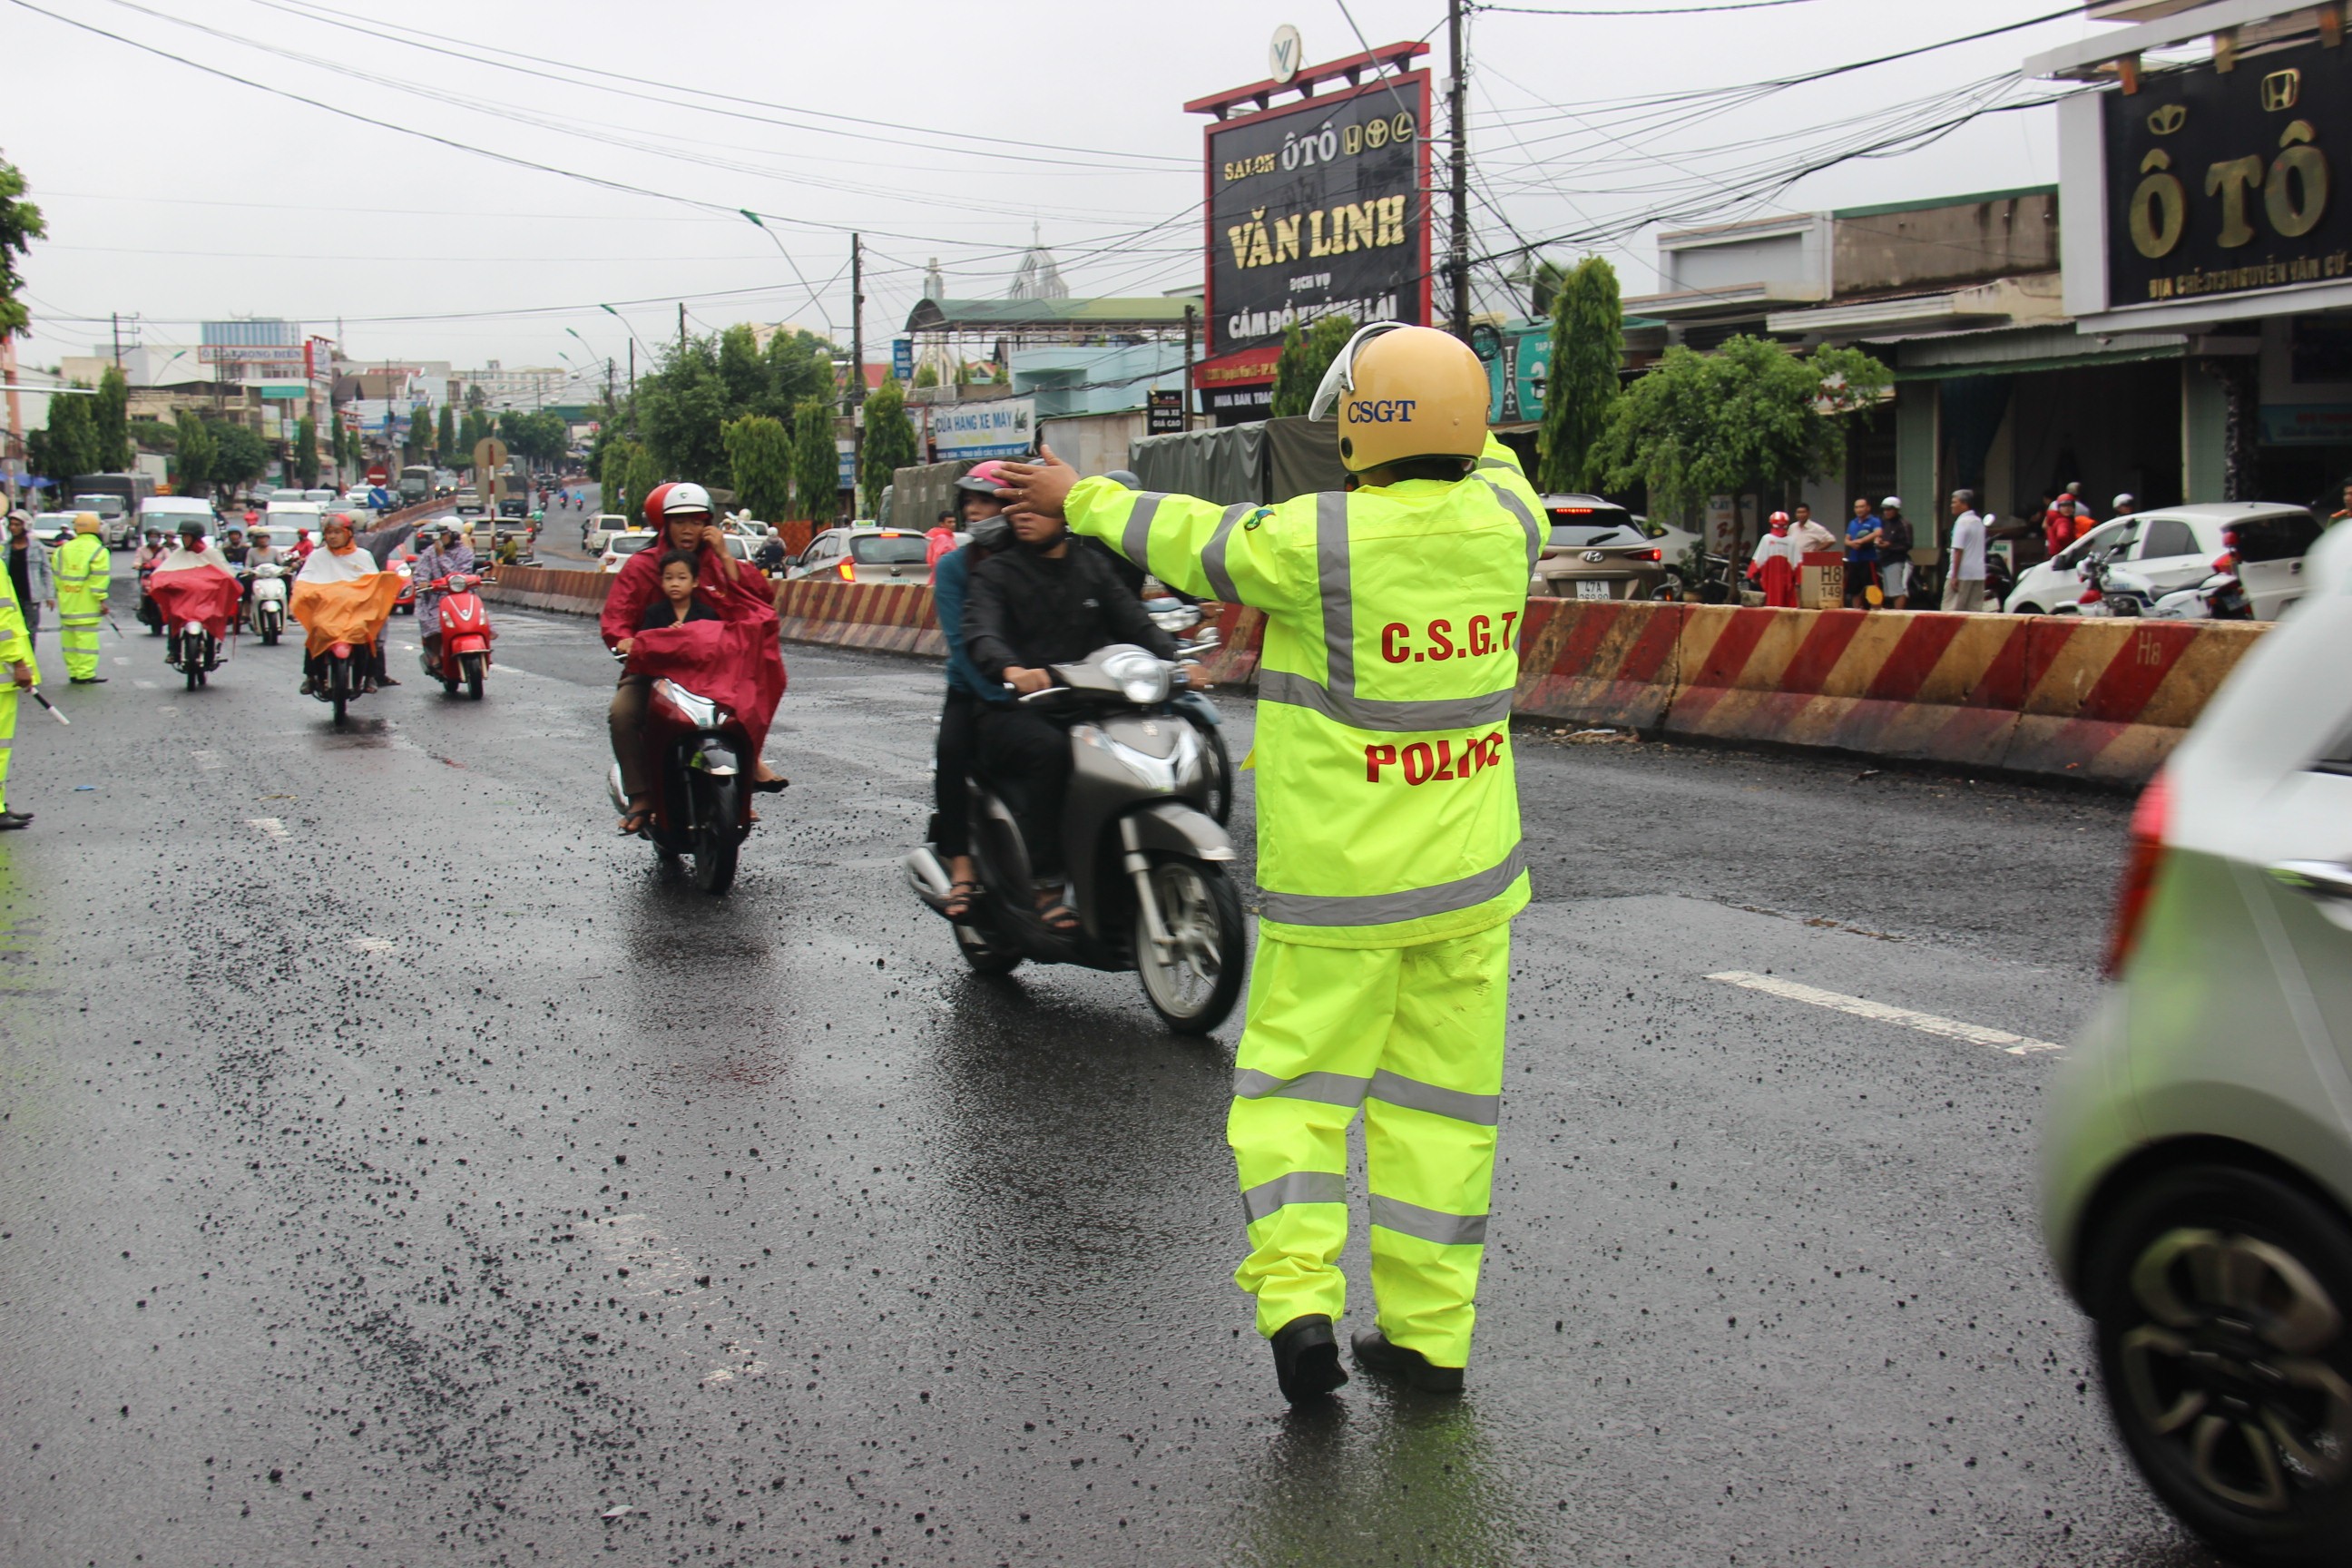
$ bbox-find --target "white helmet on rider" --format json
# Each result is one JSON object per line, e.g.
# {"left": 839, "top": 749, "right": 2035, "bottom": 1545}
{"left": 662, "top": 482, "right": 715, "bottom": 520}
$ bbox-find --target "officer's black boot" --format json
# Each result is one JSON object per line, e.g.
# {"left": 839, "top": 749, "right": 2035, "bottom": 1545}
{"left": 1349, "top": 1328, "right": 1465, "bottom": 1394}
{"left": 1270, "top": 1315, "right": 1347, "bottom": 1405}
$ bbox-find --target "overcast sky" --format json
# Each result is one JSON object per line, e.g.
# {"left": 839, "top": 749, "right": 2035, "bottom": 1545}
{"left": 3, "top": 0, "right": 2113, "bottom": 383}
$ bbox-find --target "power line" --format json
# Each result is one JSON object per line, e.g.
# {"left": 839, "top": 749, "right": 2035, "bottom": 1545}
{"left": 1474, "top": 0, "right": 1819, "bottom": 12}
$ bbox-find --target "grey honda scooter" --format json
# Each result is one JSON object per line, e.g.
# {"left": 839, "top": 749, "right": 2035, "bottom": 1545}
{"left": 904, "top": 640, "right": 1247, "bottom": 1033}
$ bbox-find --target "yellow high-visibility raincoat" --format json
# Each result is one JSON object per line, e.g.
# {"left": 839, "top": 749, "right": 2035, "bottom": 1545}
{"left": 1069, "top": 437, "right": 1540, "bottom": 1368}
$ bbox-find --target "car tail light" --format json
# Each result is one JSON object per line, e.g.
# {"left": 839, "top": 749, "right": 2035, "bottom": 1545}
{"left": 1634, "top": 548, "right": 1662, "bottom": 563}
{"left": 2103, "top": 772, "right": 2171, "bottom": 978}
{"left": 837, "top": 559, "right": 856, "bottom": 582}
{"left": 2212, "top": 552, "right": 2237, "bottom": 575}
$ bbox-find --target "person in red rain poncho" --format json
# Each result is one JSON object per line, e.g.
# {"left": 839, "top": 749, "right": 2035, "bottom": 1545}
{"left": 599, "top": 481, "right": 788, "bottom": 835}
{"left": 1749, "top": 510, "right": 1803, "bottom": 607}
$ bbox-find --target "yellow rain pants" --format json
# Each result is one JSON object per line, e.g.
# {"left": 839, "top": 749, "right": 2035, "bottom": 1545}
{"left": 1230, "top": 924, "right": 1511, "bottom": 1369}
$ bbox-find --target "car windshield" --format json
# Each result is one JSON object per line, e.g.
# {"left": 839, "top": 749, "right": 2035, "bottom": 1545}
{"left": 848, "top": 534, "right": 927, "bottom": 565}
{"left": 2226, "top": 510, "right": 2322, "bottom": 564}
{"left": 73, "top": 495, "right": 124, "bottom": 515}
{"left": 609, "top": 534, "right": 655, "bottom": 555}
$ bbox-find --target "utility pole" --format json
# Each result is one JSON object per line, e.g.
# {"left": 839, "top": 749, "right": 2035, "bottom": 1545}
{"left": 111, "top": 312, "right": 122, "bottom": 372}
{"left": 1182, "top": 304, "right": 1196, "bottom": 433}
{"left": 1447, "top": 0, "right": 1471, "bottom": 343}
{"left": 848, "top": 232, "right": 866, "bottom": 492}
{"left": 678, "top": 302, "right": 687, "bottom": 358}
{"left": 606, "top": 356, "right": 615, "bottom": 412}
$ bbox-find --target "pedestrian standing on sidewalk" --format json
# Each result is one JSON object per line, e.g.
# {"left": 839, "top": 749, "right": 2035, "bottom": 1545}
{"left": 1943, "top": 490, "right": 1988, "bottom": 612}
{"left": 6, "top": 510, "right": 54, "bottom": 640}
{"left": 53, "top": 514, "right": 109, "bottom": 684}
{"left": 1845, "top": 497, "right": 1881, "bottom": 609}
{"left": 1789, "top": 503, "right": 1837, "bottom": 557}
{"left": 1876, "top": 496, "right": 1915, "bottom": 610}
{"left": 1749, "top": 511, "right": 1801, "bottom": 607}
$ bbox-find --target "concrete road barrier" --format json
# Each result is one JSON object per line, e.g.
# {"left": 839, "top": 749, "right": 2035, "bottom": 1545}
{"left": 481, "top": 562, "right": 2261, "bottom": 786}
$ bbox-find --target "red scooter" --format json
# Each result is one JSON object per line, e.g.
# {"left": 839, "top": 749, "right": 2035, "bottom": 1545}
{"left": 420, "top": 573, "right": 495, "bottom": 698}
{"left": 605, "top": 649, "right": 761, "bottom": 896}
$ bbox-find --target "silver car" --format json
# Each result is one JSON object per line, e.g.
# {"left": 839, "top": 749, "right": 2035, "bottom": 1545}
{"left": 2041, "top": 521, "right": 2352, "bottom": 1563}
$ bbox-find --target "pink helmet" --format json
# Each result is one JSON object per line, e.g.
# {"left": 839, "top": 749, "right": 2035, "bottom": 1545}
{"left": 955, "top": 460, "right": 1012, "bottom": 496}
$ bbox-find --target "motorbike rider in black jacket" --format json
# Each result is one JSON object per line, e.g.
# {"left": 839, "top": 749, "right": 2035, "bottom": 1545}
{"left": 962, "top": 509, "right": 1183, "bottom": 932}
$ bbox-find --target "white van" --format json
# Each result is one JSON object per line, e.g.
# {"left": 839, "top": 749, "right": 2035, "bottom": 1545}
{"left": 136, "top": 495, "right": 218, "bottom": 545}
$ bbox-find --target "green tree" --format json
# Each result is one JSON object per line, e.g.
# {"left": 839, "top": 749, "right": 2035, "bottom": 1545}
{"left": 623, "top": 443, "right": 665, "bottom": 528}
{"left": 790, "top": 396, "right": 838, "bottom": 522}
{"left": 719, "top": 323, "right": 768, "bottom": 414}
{"left": 294, "top": 415, "right": 320, "bottom": 487}
{"left": 722, "top": 414, "right": 792, "bottom": 522}
{"left": 128, "top": 417, "right": 176, "bottom": 455}
{"left": 92, "top": 366, "right": 132, "bottom": 470}
{"left": 41, "top": 385, "right": 100, "bottom": 478}
{"left": 1269, "top": 314, "right": 1357, "bottom": 418}
{"left": 460, "top": 406, "right": 491, "bottom": 456}
{"left": 1595, "top": 335, "right": 1890, "bottom": 533}
{"left": 174, "top": 408, "right": 215, "bottom": 495}
{"left": 637, "top": 335, "right": 728, "bottom": 484}
{"left": 0, "top": 158, "right": 45, "bottom": 341}
{"left": 436, "top": 402, "right": 456, "bottom": 457}
{"left": 762, "top": 328, "right": 838, "bottom": 419}
{"left": 1537, "top": 256, "right": 1623, "bottom": 493}
{"left": 600, "top": 437, "right": 639, "bottom": 522}
{"left": 859, "top": 378, "right": 918, "bottom": 516}
{"left": 911, "top": 361, "right": 938, "bottom": 389}
{"left": 209, "top": 423, "right": 269, "bottom": 499}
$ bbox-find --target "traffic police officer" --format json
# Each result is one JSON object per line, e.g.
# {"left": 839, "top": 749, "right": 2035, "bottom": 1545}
{"left": 53, "top": 514, "right": 110, "bottom": 684}
{"left": 996, "top": 323, "right": 1538, "bottom": 1402}
{"left": 0, "top": 541, "right": 37, "bottom": 827}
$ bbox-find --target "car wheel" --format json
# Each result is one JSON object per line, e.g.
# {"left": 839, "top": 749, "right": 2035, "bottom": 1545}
{"left": 2084, "top": 1162, "right": 2352, "bottom": 1565}
{"left": 2012, "top": 603, "right": 2043, "bottom": 617}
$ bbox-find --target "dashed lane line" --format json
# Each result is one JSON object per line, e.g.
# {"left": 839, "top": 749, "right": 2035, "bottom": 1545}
{"left": 246, "top": 817, "right": 291, "bottom": 841}
{"left": 1705, "top": 971, "right": 2063, "bottom": 1056}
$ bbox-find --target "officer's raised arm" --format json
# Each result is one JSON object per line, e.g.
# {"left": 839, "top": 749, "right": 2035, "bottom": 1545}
{"left": 993, "top": 447, "right": 1305, "bottom": 612}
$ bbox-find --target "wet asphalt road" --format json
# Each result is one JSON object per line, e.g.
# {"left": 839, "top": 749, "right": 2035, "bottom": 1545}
{"left": 0, "top": 596, "right": 2218, "bottom": 1567}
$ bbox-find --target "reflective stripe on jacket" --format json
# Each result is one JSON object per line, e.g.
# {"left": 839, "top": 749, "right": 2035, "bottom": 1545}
{"left": 1067, "top": 437, "right": 1541, "bottom": 950}
{"left": 54, "top": 535, "right": 110, "bottom": 602}
{"left": 0, "top": 561, "right": 34, "bottom": 669}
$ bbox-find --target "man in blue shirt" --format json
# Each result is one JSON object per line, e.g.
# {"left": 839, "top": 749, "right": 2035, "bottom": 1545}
{"left": 1844, "top": 497, "right": 1882, "bottom": 609}
{"left": 930, "top": 464, "right": 1018, "bottom": 920}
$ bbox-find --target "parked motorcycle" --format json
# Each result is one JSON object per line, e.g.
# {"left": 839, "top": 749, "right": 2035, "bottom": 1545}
{"left": 1650, "top": 548, "right": 1747, "bottom": 604}
{"left": 248, "top": 562, "right": 289, "bottom": 646}
{"left": 418, "top": 573, "right": 495, "bottom": 697}
{"left": 903, "top": 642, "right": 1248, "bottom": 1034}
{"left": 604, "top": 651, "right": 763, "bottom": 895}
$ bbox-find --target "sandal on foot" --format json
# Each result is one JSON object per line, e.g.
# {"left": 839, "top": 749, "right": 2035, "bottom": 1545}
{"left": 617, "top": 803, "right": 654, "bottom": 836}
{"left": 1034, "top": 892, "right": 1081, "bottom": 934}
{"left": 943, "top": 880, "right": 983, "bottom": 921}
{"left": 751, "top": 775, "right": 789, "bottom": 793}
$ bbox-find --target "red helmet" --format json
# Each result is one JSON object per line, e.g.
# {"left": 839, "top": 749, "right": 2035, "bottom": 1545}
{"left": 641, "top": 482, "right": 674, "bottom": 530}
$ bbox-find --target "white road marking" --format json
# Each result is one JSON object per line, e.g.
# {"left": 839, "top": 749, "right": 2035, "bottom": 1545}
{"left": 191, "top": 749, "right": 220, "bottom": 769}
{"left": 132, "top": 679, "right": 157, "bottom": 690}
{"left": 348, "top": 937, "right": 397, "bottom": 954}
{"left": 246, "top": 817, "right": 290, "bottom": 841}
{"left": 112, "top": 656, "right": 130, "bottom": 665}
{"left": 1706, "top": 971, "right": 2063, "bottom": 1056}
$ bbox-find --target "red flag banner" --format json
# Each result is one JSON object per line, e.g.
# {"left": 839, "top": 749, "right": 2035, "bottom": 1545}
{"left": 148, "top": 564, "right": 243, "bottom": 640}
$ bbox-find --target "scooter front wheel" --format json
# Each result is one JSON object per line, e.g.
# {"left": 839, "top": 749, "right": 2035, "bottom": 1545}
{"left": 462, "top": 652, "right": 485, "bottom": 700}
{"left": 1133, "top": 856, "right": 1246, "bottom": 1034}
{"left": 689, "top": 775, "right": 740, "bottom": 896}
{"left": 954, "top": 923, "right": 1024, "bottom": 976}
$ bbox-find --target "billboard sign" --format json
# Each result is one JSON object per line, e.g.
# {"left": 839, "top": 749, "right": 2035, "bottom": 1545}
{"left": 929, "top": 397, "right": 1035, "bottom": 460}
{"left": 1203, "top": 72, "right": 1431, "bottom": 364}
{"left": 891, "top": 338, "right": 914, "bottom": 380}
{"left": 2103, "top": 38, "right": 2352, "bottom": 311}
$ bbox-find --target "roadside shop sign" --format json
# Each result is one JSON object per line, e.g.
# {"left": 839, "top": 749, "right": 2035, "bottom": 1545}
{"left": 2103, "top": 37, "right": 2352, "bottom": 310}
{"left": 1148, "top": 387, "right": 1186, "bottom": 434}
{"left": 1200, "top": 70, "right": 1432, "bottom": 361}
{"left": 891, "top": 338, "right": 914, "bottom": 380}
{"left": 929, "top": 397, "right": 1035, "bottom": 460}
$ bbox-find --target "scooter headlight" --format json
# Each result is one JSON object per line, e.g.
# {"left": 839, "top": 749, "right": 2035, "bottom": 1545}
{"left": 1101, "top": 647, "right": 1171, "bottom": 705}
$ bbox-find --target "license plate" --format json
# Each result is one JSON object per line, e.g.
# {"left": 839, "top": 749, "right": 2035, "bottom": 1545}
{"left": 1575, "top": 579, "right": 1612, "bottom": 601}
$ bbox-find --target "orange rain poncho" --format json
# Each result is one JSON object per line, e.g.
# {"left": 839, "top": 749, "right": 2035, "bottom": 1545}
{"left": 290, "top": 544, "right": 403, "bottom": 654}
